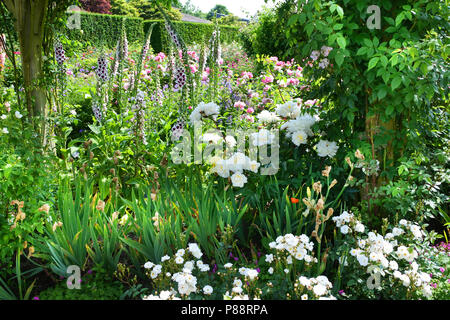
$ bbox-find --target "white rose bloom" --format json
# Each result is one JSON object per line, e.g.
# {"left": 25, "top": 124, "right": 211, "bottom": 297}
{"left": 299, "top": 276, "right": 311, "bottom": 287}
{"left": 144, "top": 261, "right": 154, "bottom": 269}
{"left": 184, "top": 261, "right": 195, "bottom": 271}
{"left": 239, "top": 267, "right": 248, "bottom": 276}
{"left": 175, "top": 256, "right": 184, "bottom": 264}
{"left": 161, "top": 255, "right": 170, "bottom": 262}
{"left": 265, "top": 254, "right": 274, "bottom": 263}
{"left": 231, "top": 172, "right": 247, "bottom": 188}
{"left": 392, "top": 227, "right": 404, "bottom": 236}
{"left": 233, "top": 279, "right": 243, "bottom": 287}
{"left": 281, "top": 114, "right": 316, "bottom": 136}
{"left": 355, "top": 223, "right": 365, "bottom": 233}
{"left": 212, "top": 159, "right": 231, "bottom": 178}
{"left": 257, "top": 110, "right": 281, "bottom": 123}
{"left": 268, "top": 267, "right": 274, "bottom": 274}
{"left": 15, "top": 111, "right": 23, "bottom": 119}
{"left": 292, "top": 130, "right": 308, "bottom": 146}
{"left": 246, "top": 269, "right": 258, "bottom": 280}
{"left": 313, "top": 284, "right": 327, "bottom": 296}
{"left": 227, "top": 152, "right": 248, "bottom": 172}
{"left": 275, "top": 100, "right": 301, "bottom": 118}
{"left": 188, "top": 243, "right": 203, "bottom": 259}
{"left": 357, "top": 254, "right": 369, "bottom": 266}
{"left": 316, "top": 140, "right": 339, "bottom": 158}
{"left": 203, "top": 285, "right": 213, "bottom": 295}
{"left": 159, "top": 291, "right": 172, "bottom": 300}
{"left": 224, "top": 263, "right": 233, "bottom": 269}
{"left": 201, "top": 132, "right": 223, "bottom": 144}
{"left": 225, "top": 135, "right": 237, "bottom": 148}
{"left": 340, "top": 225, "right": 350, "bottom": 234}
{"left": 389, "top": 260, "right": 399, "bottom": 270}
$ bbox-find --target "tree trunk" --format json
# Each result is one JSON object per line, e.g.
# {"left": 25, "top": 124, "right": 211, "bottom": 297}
{"left": 3, "top": 0, "right": 48, "bottom": 128}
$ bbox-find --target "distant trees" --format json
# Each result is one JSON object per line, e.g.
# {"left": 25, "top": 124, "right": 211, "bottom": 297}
{"left": 206, "top": 4, "right": 229, "bottom": 20}
{"left": 109, "top": 0, "right": 139, "bottom": 16}
{"left": 128, "top": 0, "right": 182, "bottom": 20}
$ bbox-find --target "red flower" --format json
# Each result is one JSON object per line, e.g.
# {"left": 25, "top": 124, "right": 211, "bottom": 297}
{"left": 291, "top": 197, "right": 299, "bottom": 204}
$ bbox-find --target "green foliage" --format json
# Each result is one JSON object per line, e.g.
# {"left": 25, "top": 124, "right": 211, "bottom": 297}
{"left": 109, "top": 0, "right": 140, "bottom": 16}
{"left": 39, "top": 178, "right": 123, "bottom": 277}
{"left": 206, "top": 4, "right": 230, "bottom": 20}
{"left": 130, "top": 0, "right": 182, "bottom": 20}
{"left": 240, "top": 4, "right": 291, "bottom": 58}
{"left": 65, "top": 12, "right": 144, "bottom": 48}
{"left": 144, "top": 19, "right": 240, "bottom": 53}
{"left": 38, "top": 268, "right": 123, "bottom": 300}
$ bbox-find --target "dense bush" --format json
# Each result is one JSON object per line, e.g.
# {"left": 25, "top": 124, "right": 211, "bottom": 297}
{"left": 65, "top": 12, "right": 144, "bottom": 47}
{"left": 144, "top": 20, "right": 240, "bottom": 53}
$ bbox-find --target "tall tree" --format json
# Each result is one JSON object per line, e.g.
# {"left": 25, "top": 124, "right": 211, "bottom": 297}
{"left": 109, "top": 0, "right": 139, "bottom": 16}
{"left": 1, "top": 0, "right": 74, "bottom": 142}
{"left": 206, "top": 4, "right": 229, "bottom": 20}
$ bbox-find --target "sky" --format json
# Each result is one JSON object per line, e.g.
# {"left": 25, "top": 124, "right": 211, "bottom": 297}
{"left": 180, "top": 0, "right": 280, "bottom": 18}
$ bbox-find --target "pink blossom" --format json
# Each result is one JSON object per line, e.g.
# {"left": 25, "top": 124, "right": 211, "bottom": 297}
{"left": 189, "top": 65, "right": 198, "bottom": 73}
{"left": 261, "top": 75, "right": 274, "bottom": 84}
{"left": 246, "top": 107, "right": 254, "bottom": 114}
{"left": 234, "top": 101, "right": 246, "bottom": 110}
{"left": 287, "top": 78, "right": 299, "bottom": 86}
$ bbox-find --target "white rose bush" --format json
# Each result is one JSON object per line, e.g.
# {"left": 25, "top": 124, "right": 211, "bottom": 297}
{"left": 0, "top": 2, "right": 448, "bottom": 302}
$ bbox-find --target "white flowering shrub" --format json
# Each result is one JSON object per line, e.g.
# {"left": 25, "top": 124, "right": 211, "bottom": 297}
{"left": 332, "top": 213, "right": 442, "bottom": 299}
{"left": 173, "top": 97, "right": 339, "bottom": 189}
{"left": 140, "top": 233, "right": 337, "bottom": 300}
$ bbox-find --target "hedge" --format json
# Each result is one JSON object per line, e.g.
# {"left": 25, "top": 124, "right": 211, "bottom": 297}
{"left": 143, "top": 20, "right": 240, "bottom": 53}
{"left": 65, "top": 12, "right": 144, "bottom": 48}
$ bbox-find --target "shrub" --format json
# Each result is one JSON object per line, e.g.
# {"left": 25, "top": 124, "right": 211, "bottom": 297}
{"left": 143, "top": 20, "right": 240, "bottom": 53}
{"left": 65, "top": 12, "right": 144, "bottom": 48}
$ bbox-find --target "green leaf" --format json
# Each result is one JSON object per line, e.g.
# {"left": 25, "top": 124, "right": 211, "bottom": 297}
{"left": 88, "top": 124, "right": 100, "bottom": 135}
{"left": 378, "top": 87, "right": 387, "bottom": 99}
{"left": 368, "top": 57, "right": 379, "bottom": 70}
{"left": 380, "top": 56, "right": 388, "bottom": 67}
{"left": 335, "top": 51, "right": 345, "bottom": 66}
{"left": 386, "top": 105, "right": 394, "bottom": 116}
{"left": 356, "top": 47, "right": 368, "bottom": 56}
{"left": 391, "top": 76, "right": 402, "bottom": 90}
{"left": 337, "top": 36, "right": 346, "bottom": 49}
